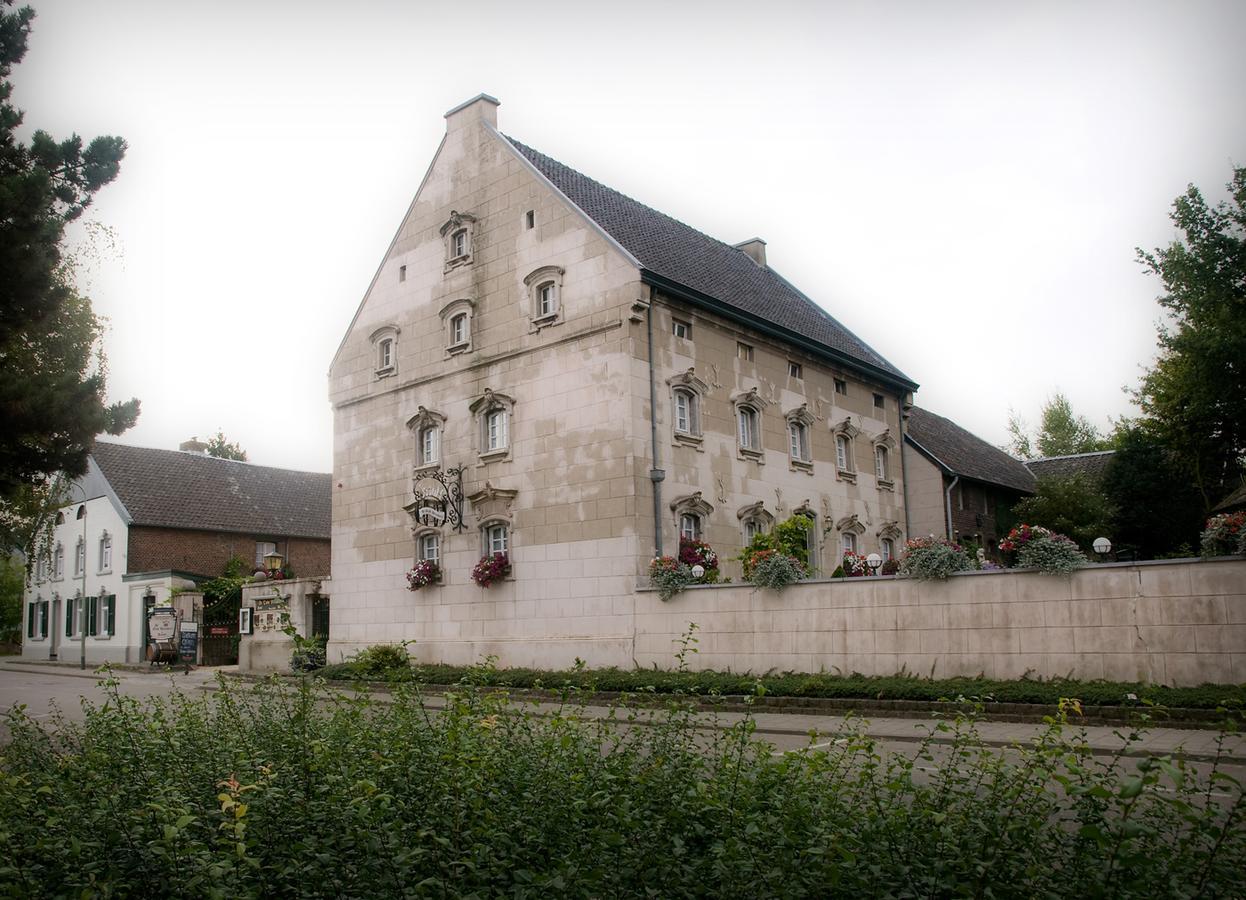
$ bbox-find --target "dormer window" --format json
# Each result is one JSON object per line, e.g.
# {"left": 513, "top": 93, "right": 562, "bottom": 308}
{"left": 524, "top": 265, "right": 565, "bottom": 330}
{"left": 440, "top": 210, "right": 477, "bottom": 271}
{"left": 369, "top": 324, "right": 400, "bottom": 378}
{"left": 440, "top": 298, "right": 475, "bottom": 355}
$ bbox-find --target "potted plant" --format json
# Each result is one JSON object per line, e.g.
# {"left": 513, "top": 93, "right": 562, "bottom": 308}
{"left": 406, "top": 559, "right": 442, "bottom": 590}
{"left": 471, "top": 552, "right": 510, "bottom": 588}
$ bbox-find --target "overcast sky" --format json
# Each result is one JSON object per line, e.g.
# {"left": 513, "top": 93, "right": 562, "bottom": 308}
{"left": 16, "top": 0, "right": 1246, "bottom": 473}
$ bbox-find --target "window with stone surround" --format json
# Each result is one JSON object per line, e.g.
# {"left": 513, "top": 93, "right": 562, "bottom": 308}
{"left": 524, "top": 265, "right": 565, "bottom": 329}
{"left": 98, "top": 532, "right": 112, "bottom": 573}
{"left": 679, "top": 513, "right": 702, "bottom": 542}
{"left": 837, "top": 514, "right": 866, "bottom": 562}
{"left": 875, "top": 445, "right": 890, "bottom": 482}
{"left": 832, "top": 417, "right": 861, "bottom": 482}
{"left": 407, "top": 406, "right": 446, "bottom": 471}
{"left": 841, "top": 532, "right": 858, "bottom": 555}
{"left": 419, "top": 532, "right": 440, "bottom": 564}
{"left": 785, "top": 404, "right": 814, "bottom": 470}
{"left": 482, "top": 521, "right": 509, "bottom": 556}
{"left": 670, "top": 492, "right": 714, "bottom": 546}
{"left": 737, "top": 502, "right": 774, "bottom": 547}
{"left": 440, "top": 210, "right": 476, "bottom": 271}
{"left": 469, "top": 390, "right": 515, "bottom": 461}
{"left": 52, "top": 543, "right": 64, "bottom": 580}
{"left": 74, "top": 537, "right": 85, "bottom": 577}
{"left": 369, "top": 324, "right": 400, "bottom": 378}
{"left": 667, "top": 369, "right": 708, "bottom": 448}
{"left": 881, "top": 537, "right": 895, "bottom": 562}
{"left": 731, "top": 388, "right": 768, "bottom": 462}
{"left": 440, "top": 298, "right": 474, "bottom": 355}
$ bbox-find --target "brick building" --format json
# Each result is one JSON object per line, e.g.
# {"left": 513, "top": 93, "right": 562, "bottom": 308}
{"left": 21, "top": 441, "right": 330, "bottom": 665}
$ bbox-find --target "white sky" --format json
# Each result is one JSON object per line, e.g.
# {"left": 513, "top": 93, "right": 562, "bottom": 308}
{"left": 16, "top": 0, "right": 1246, "bottom": 473}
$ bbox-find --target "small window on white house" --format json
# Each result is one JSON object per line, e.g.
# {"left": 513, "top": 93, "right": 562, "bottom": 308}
{"left": 834, "top": 378, "right": 848, "bottom": 396}
{"left": 875, "top": 445, "right": 890, "bottom": 481}
{"left": 672, "top": 319, "right": 691, "bottom": 340}
{"left": 881, "top": 538, "right": 895, "bottom": 562}
{"left": 420, "top": 533, "right": 440, "bottom": 564}
{"left": 842, "top": 532, "right": 858, "bottom": 555}
{"left": 788, "top": 421, "right": 810, "bottom": 463}
{"left": 470, "top": 390, "right": 514, "bottom": 460}
{"left": 679, "top": 513, "right": 702, "bottom": 542}
{"left": 788, "top": 361, "right": 802, "bottom": 379}
{"left": 484, "top": 523, "right": 509, "bottom": 556}
{"left": 74, "top": 538, "right": 85, "bottom": 577}
{"left": 370, "top": 324, "right": 400, "bottom": 376}
{"left": 440, "top": 211, "right": 476, "bottom": 269}
{"left": 53, "top": 543, "right": 64, "bottom": 580}
{"left": 440, "top": 297, "right": 475, "bottom": 353}
{"left": 98, "top": 533, "right": 112, "bottom": 572}
{"left": 399, "top": 264, "right": 407, "bottom": 283}
{"left": 537, "top": 283, "right": 556, "bottom": 318}
{"left": 524, "top": 266, "right": 565, "bottom": 327}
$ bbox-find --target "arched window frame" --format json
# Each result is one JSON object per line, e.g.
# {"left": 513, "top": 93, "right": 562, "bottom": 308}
{"left": 877, "top": 522, "right": 903, "bottom": 564}
{"left": 523, "top": 265, "right": 565, "bottom": 331}
{"left": 872, "top": 429, "right": 897, "bottom": 490}
{"left": 785, "top": 404, "right": 815, "bottom": 472}
{"left": 667, "top": 369, "right": 708, "bottom": 449}
{"left": 737, "top": 502, "right": 775, "bottom": 547}
{"left": 832, "top": 417, "right": 861, "bottom": 483}
{"left": 478, "top": 516, "right": 512, "bottom": 559}
{"left": 439, "top": 298, "right": 475, "bottom": 356}
{"left": 670, "top": 492, "right": 714, "bottom": 546}
{"left": 406, "top": 406, "right": 447, "bottom": 472}
{"left": 836, "top": 514, "right": 866, "bottom": 559}
{"left": 369, "top": 324, "right": 400, "bottom": 378}
{"left": 731, "top": 387, "right": 768, "bottom": 463}
{"left": 411, "top": 524, "right": 443, "bottom": 567}
{"left": 469, "top": 389, "right": 515, "bottom": 461}
{"left": 440, "top": 210, "right": 477, "bottom": 271}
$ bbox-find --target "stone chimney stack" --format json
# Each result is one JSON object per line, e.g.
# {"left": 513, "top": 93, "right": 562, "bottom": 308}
{"left": 179, "top": 437, "right": 208, "bottom": 454}
{"left": 734, "top": 237, "right": 766, "bottom": 267}
{"left": 444, "top": 93, "right": 500, "bottom": 133}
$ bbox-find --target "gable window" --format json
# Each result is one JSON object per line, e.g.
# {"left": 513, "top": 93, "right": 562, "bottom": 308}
{"left": 98, "top": 533, "right": 112, "bottom": 572}
{"left": 440, "top": 210, "right": 477, "bottom": 271}
{"left": 369, "top": 324, "right": 400, "bottom": 377}
{"left": 74, "top": 538, "right": 85, "bottom": 577}
{"left": 834, "top": 378, "right": 848, "bottom": 396}
{"left": 420, "top": 532, "right": 440, "bottom": 564}
{"left": 524, "top": 265, "right": 565, "bottom": 329}
{"left": 398, "top": 264, "right": 407, "bottom": 283}
{"left": 470, "top": 389, "right": 515, "bottom": 461}
{"left": 440, "top": 298, "right": 475, "bottom": 355}
{"left": 875, "top": 445, "right": 889, "bottom": 481}
{"left": 672, "top": 319, "right": 691, "bottom": 340}
{"left": 737, "top": 341, "right": 754, "bottom": 362}
{"left": 873, "top": 392, "right": 885, "bottom": 410}
{"left": 53, "top": 543, "right": 64, "bottom": 580}
{"left": 788, "top": 361, "right": 802, "bottom": 379}
{"left": 525, "top": 210, "right": 535, "bottom": 229}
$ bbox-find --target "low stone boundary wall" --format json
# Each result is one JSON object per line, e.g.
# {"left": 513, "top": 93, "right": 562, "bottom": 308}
{"left": 633, "top": 558, "right": 1246, "bottom": 686}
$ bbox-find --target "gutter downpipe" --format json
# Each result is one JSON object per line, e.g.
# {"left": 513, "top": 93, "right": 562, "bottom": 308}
{"left": 944, "top": 475, "right": 960, "bottom": 542}
{"left": 897, "top": 394, "right": 912, "bottom": 538}
{"left": 646, "top": 296, "right": 664, "bottom": 559}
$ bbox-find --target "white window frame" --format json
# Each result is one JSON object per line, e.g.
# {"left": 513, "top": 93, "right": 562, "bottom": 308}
{"left": 74, "top": 537, "right": 85, "bottom": 577}
{"left": 419, "top": 424, "right": 441, "bottom": 467}
{"left": 672, "top": 318, "right": 691, "bottom": 340}
{"left": 524, "top": 265, "right": 565, "bottom": 329}
{"left": 470, "top": 390, "right": 515, "bottom": 461}
{"left": 440, "top": 210, "right": 477, "bottom": 270}
{"left": 835, "top": 435, "right": 850, "bottom": 471}
{"left": 98, "top": 532, "right": 112, "bottom": 573}
{"left": 667, "top": 370, "right": 708, "bottom": 448}
{"left": 420, "top": 532, "right": 440, "bottom": 564}
{"left": 451, "top": 314, "right": 467, "bottom": 346}
{"left": 881, "top": 538, "right": 894, "bottom": 562}
{"left": 485, "top": 409, "right": 508, "bottom": 452}
{"left": 842, "top": 532, "right": 858, "bottom": 555}
{"left": 255, "top": 541, "right": 278, "bottom": 569}
{"left": 875, "top": 445, "right": 889, "bottom": 481}
{"left": 369, "top": 324, "right": 400, "bottom": 377}
{"left": 378, "top": 337, "right": 393, "bottom": 371}
{"left": 679, "top": 513, "right": 702, "bottom": 542}
{"left": 737, "top": 406, "right": 760, "bottom": 452}
{"left": 451, "top": 228, "right": 468, "bottom": 259}
{"left": 483, "top": 522, "right": 509, "bottom": 556}
{"left": 440, "top": 298, "right": 475, "bottom": 355}
{"left": 788, "top": 361, "right": 802, "bottom": 379}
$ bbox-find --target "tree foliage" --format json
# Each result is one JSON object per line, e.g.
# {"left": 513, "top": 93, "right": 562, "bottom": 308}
{"left": 1134, "top": 166, "right": 1246, "bottom": 511}
{"left": 1011, "top": 474, "right": 1115, "bottom": 553}
{"left": 1101, "top": 426, "right": 1204, "bottom": 560}
{"left": 1006, "top": 393, "right": 1110, "bottom": 460}
{"left": 0, "top": 1, "right": 136, "bottom": 509}
{"left": 206, "top": 430, "right": 247, "bottom": 461}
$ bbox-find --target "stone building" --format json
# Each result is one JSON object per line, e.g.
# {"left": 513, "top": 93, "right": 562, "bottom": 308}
{"left": 327, "top": 94, "right": 918, "bottom": 666}
{"left": 902, "top": 406, "right": 1036, "bottom": 553}
{"left": 21, "top": 440, "right": 330, "bottom": 665}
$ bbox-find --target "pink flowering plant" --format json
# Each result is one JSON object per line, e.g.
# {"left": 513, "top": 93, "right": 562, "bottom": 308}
{"left": 898, "top": 536, "right": 975, "bottom": 580}
{"left": 406, "top": 559, "right": 441, "bottom": 591}
{"left": 678, "top": 538, "right": 720, "bottom": 582}
{"left": 841, "top": 551, "right": 871, "bottom": 577}
{"left": 1201, "top": 512, "right": 1246, "bottom": 557}
{"left": 649, "top": 555, "right": 694, "bottom": 601}
{"left": 471, "top": 553, "right": 510, "bottom": 588}
{"left": 1000, "top": 524, "right": 1086, "bottom": 575}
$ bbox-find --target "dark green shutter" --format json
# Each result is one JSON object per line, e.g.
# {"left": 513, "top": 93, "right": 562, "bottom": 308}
{"left": 66, "top": 598, "right": 74, "bottom": 637}
{"left": 27, "top": 603, "right": 35, "bottom": 638}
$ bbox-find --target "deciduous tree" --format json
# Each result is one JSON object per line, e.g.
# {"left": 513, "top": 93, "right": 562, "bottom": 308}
{"left": 1006, "top": 393, "right": 1109, "bottom": 460}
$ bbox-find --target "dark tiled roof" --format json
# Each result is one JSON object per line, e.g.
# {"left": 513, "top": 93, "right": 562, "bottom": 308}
{"left": 905, "top": 407, "right": 1036, "bottom": 494}
{"left": 1025, "top": 451, "right": 1116, "bottom": 483}
{"left": 1212, "top": 482, "right": 1246, "bottom": 513}
{"left": 91, "top": 442, "right": 331, "bottom": 539}
{"left": 503, "top": 136, "right": 914, "bottom": 388}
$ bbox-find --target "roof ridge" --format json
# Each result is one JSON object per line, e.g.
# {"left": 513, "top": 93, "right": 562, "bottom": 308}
{"left": 92, "top": 440, "right": 330, "bottom": 477}
{"left": 1025, "top": 450, "right": 1116, "bottom": 463}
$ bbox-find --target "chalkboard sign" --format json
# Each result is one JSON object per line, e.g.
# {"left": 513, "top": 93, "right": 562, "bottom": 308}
{"left": 178, "top": 624, "right": 198, "bottom": 662}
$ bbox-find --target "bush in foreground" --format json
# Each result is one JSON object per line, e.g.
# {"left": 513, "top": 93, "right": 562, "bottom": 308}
{"left": 0, "top": 672, "right": 1242, "bottom": 898}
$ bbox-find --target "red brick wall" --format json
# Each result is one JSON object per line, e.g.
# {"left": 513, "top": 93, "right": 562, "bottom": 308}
{"left": 127, "top": 527, "right": 330, "bottom": 578}
{"left": 946, "top": 479, "right": 1025, "bottom": 557}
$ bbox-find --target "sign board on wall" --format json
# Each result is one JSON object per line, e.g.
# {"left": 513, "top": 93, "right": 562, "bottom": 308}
{"left": 148, "top": 610, "right": 178, "bottom": 642}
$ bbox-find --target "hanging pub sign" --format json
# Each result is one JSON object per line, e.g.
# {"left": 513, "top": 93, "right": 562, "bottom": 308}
{"left": 148, "top": 608, "right": 178, "bottom": 642}
{"left": 406, "top": 466, "right": 465, "bottom": 532}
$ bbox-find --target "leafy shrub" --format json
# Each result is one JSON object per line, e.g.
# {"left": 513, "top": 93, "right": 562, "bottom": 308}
{"left": 880, "top": 558, "right": 900, "bottom": 576}
{"left": 1201, "top": 511, "right": 1246, "bottom": 556}
{"left": 290, "top": 635, "right": 326, "bottom": 671}
{"left": 649, "top": 556, "right": 693, "bottom": 601}
{"left": 747, "top": 551, "right": 805, "bottom": 590}
{"left": 1003, "top": 524, "right": 1088, "bottom": 574}
{"left": 1, "top": 672, "right": 1242, "bottom": 897}
{"left": 740, "top": 515, "right": 815, "bottom": 576}
{"left": 350, "top": 643, "right": 411, "bottom": 678}
{"left": 898, "top": 536, "right": 975, "bottom": 580}
{"left": 471, "top": 552, "right": 510, "bottom": 587}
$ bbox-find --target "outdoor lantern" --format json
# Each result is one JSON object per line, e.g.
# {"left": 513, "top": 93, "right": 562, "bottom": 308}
{"left": 264, "top": 550, "right": 284, "bottom": 574}
{"left": 866, "top": 553, "right": 882, "bottom": 572}
{"left": 691, "top": 564, "right": 705, "bottom": 580}
{"left": 1093, "top": 537, "right": 1112, "bottom": 556}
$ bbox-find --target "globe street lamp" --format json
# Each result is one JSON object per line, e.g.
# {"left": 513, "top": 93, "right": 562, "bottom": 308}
{"left": 1093, "top": 537, "right": 1112, "bottom": 562}
{"left": 866, "top": 553, "right": 882, "bottom": 575}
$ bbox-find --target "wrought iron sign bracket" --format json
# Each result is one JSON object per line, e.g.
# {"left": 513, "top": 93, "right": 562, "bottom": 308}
{"left": 409, "top": 465, "right": 465, "bottom": 532}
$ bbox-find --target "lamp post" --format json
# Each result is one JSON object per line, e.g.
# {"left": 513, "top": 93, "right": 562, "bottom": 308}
{"left": 1093, "top": 537, "right": 1112, "bottom": 563}
{"left": 866, "top": 553, "right": 883, "bottom": 576}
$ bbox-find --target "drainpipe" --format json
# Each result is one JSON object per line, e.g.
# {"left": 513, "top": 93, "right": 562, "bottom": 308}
{"left": 897, "top": 393, "right": 911, "bottom": 538}
{"left": 944, "top": 475, "right": 959, "bottom": 542}
{"left": 646, "top": 296, "right": 665, "bottom": 558}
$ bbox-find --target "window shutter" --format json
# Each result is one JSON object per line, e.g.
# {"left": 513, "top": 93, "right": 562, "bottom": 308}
{"left": 66, "top": 599, "right": 74, "bottom": 637}
{"left": 27, "top": 604, "right": 35, "bottom": 638}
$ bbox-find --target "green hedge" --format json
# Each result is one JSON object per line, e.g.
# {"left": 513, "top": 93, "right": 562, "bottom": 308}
{"left": 1, "top": 673, "right": 1243, "bottom": 897}
{"left": 313, "top": 658, "right": 1246, "bottom": 711}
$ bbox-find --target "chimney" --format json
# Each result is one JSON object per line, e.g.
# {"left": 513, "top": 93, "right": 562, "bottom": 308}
{"left": 444, "top": 93, "right": 500, "bottom": 133}
{"left": 179, "top": 437, "right": 208, "bottom": 454}
{"left": 734, "top": 237, "right": 766, "bottom": 267}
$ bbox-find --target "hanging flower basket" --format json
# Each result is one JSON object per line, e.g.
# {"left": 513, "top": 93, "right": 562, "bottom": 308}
{"left": 472, "top": 552, "right": 510, "bottom": 588}
{"left": 406, "top": 559, "right": 442, "bottom": 590}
